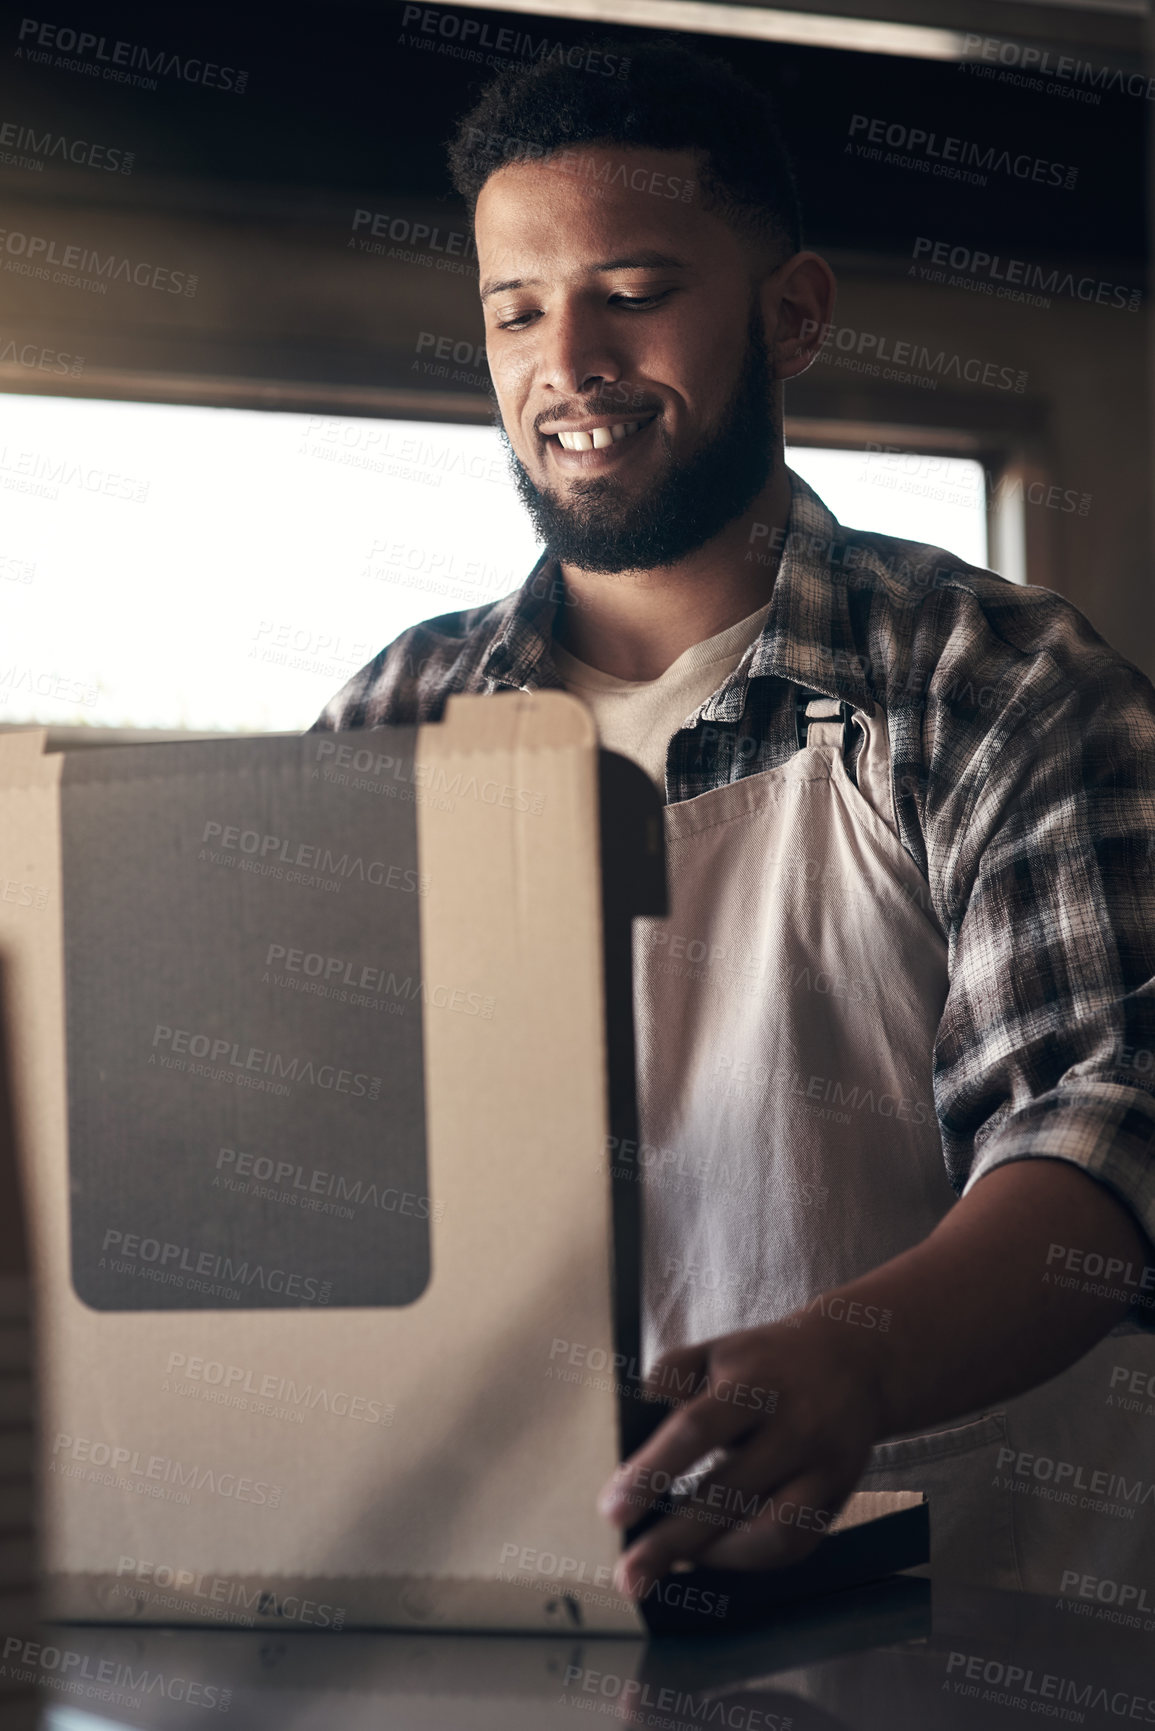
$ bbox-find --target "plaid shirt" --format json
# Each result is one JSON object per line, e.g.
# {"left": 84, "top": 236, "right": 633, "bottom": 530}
{"left": 312, "top": 470, "right": 1155, "bottom": 1283}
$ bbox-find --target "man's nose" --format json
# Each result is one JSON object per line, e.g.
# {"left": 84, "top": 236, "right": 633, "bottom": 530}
{"left": 538, "top": 303, "right": 625, "bottom": 397}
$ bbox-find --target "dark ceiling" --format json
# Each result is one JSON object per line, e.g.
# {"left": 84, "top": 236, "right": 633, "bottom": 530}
{"left": 0, "top": 0, "right": 1145, "bottom": 268}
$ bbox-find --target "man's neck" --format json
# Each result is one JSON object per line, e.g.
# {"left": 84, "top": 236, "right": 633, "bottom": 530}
{"left": 550, "top": 460, "right": 791, "bottom": 683}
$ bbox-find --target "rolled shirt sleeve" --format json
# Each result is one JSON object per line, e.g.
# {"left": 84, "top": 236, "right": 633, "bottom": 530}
{"left": 928, "top": 620, "right": 1155, "bottom": 1318}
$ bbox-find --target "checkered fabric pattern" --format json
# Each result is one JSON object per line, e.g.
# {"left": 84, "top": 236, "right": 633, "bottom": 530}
{"left": 312, "top": 469, "right": 1155, "bottom": 1286}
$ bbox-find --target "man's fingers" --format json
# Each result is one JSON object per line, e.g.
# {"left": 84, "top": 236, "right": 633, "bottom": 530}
{"left": 643, "top": 1341, "right": 710, "bottom": 1404}
{"left": 598, "top": 1387, "right": 758, "bottom": 1524}
{"left": 614, "top": 1462, "right": 842, "bottom": 1597}
{"left": 697, "top": 1470, "right": 845, "bottom": 1570}
{"left": 611, "top": 1433, "right": 796, "bottom": 1593}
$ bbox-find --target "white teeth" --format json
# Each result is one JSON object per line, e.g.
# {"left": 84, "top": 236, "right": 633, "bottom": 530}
{"left": 555, "top": 419, "right": 648, "bottom": 451}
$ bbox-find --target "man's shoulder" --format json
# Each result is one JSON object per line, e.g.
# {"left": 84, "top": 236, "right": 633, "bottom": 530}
{"left": 310, "top": 591, "right": 519, "bottom": 731}
{"left": 837, "top": 522, "right": 1147, "bottom": 711}
{"left": 839, "top": 520, "right": 1035, "bottom": 617}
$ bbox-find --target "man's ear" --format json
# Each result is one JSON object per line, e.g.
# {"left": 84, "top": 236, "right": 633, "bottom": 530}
{"left": 763, "top": 251, "right": 837, "bottom": 381}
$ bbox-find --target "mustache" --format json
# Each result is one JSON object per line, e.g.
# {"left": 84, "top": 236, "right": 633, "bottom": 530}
{"left": 534, "top": 390, "right": 662, "bottom": 433}
{"left": 483, "top": 375, "right": 664, "bottom": 437}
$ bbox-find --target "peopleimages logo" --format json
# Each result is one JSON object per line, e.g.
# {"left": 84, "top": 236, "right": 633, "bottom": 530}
{"left": 350, "top": 206, "right": 476, "bottom": 264}
{"left": 0, "top": 1638, "right": 231, "bottom": 1712}
{"left": 165, "top": 1352, "right": 393, "bottom": 1425}
{"left": 0, "top": 227, "right": 197, "bottom": 294}
{"left": 847, "top": 114, "right": 1077, "bottom": 189}
{"left": 113, "top": 1555, "right": 345, "bottom": 1628}
{"left": 498, "top": 1544, "right": 730, "bottom": 1618}
{"left": 398, "top": 5, "right": 629, "bottom": 79}
{"left": 861, "top": 445, "right": 1092, "bottom": 519}
{"left": 996, "top": 1444, "right": 1155, "bottom": 1514}
{"left": 0, "top": 444, "right": 147, "bottom": 499}
{"left": 0, "top": 663, "right": 97, "bottom": 707}
{"left": 714, "top": 1055, "right": 933, "bottom": 1124}
{"left": 786, "top": 1292, "right": 892, "bottom": 1333}
{"left": 53, "top": 1432, "right": 282, "bottom": 1507}
{"left": 1109, "top": 1364, "right": 1155, "bottom": 1414}
{"left": 1060, "top": 1568, "right": 1155, "bottom": 1615}
{"left": 16, "top": 18, "right": 248, "bottom": 92}
{"left": 945, "top": 1650, "right": 1155, "bottom": 1719}
{"left": 546, "top": 1334, "right": 775, "bottom": 1411}
{"left": 960, "top": 33, "right": 1155, "bottom": 105}
{"left": 0, "top": 338, "right": 84, "bottom": 375}
{"left": 314, "top": 736, "right": 546, "bottom": 814}
{"left": 455, "top": 130, "right": 693, "bottom": 203}
{"left": 0, "top": 117, "right": 133, "bottom": 172}
{"left": 1045, "top": 1241, "right": 1155, "bottom": 1312}
{"left": 100, "top": 1227, "right": 333, "bottom": 1305}
{"left": 0, "top": 875, "right": 47, "bottom": 907}
{"left": 199, "top": 819, "right": 426, "bottom": 893}
{"left": 560, "top": 1665, "right": 789, "bottom": 1724}
{"left": 214, "top": 1143, "right": 442, "bottom": 1223}
{"left": 263, "top": 941, "right": 494, "bottom": 1019}
{"left": 800, "top": 317, "right": 1027, "bottom": 393}
{"left": 911, "top": 237, "right": 1141, "bottom": 312}
{"left": 150, "top": 1022, "right": 383, "bottom": 1101}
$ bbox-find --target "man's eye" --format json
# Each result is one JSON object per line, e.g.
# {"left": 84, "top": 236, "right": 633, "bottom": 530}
{"left": 495, "top": 290, "right": 671, "bottom": 330}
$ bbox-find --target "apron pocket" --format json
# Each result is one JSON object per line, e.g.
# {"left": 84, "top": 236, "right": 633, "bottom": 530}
{"left": 855, "top": 1412, "right": 1022, "bottom": 1592}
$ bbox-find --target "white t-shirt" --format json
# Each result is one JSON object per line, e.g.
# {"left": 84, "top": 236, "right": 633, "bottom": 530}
{"left": 551, "top": 599, "right": 772, "bottom": 799}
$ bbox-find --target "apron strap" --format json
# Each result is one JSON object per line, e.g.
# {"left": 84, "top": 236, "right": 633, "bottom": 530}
{"left": 794, "top": 687, "right": 859, "bottom": 782}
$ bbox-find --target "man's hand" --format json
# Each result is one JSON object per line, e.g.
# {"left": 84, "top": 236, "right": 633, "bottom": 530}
{"left": 600, "top": 1158, "right": 1154, "bottom": 1600}
{"left": 599, "top": 1312, "right": 887, "bottom": 1597}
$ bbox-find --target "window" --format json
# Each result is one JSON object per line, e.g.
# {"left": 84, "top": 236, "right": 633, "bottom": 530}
{"left": 785, "top": 444, "right": 989, "bottom": 569}
{"left": 1, "top": 394, "right": 992, "bottom": 732}
{"left": 1, "top": 393, "right": 539, "bottom": 733}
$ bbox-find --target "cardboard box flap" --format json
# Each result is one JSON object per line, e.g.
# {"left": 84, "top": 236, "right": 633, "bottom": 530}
{"left": 439, "top": 688, "right": 597, "bottom": 753}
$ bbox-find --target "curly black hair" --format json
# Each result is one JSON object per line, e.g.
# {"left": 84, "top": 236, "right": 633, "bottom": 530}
{"left": 446, "top": 34, "right": 802, "bottom": 261}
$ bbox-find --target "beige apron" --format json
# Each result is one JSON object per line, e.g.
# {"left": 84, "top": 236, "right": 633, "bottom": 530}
{"left": 633, "top": 696, "right": 1155, "bottom": 1593}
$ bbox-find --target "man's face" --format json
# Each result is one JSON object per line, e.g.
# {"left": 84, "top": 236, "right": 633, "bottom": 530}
{"left": 475, "top": 146, "right": 781, "bottom": 573}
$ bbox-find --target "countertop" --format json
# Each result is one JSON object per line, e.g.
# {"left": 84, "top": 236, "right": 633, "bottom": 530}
{"left": 21, "top": 1572, "right": 1155, "bottom": 1729}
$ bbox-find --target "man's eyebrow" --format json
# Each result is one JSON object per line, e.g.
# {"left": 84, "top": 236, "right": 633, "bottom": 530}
{"left": 480, "top": 253, "right": 689, "bottom": 302}
{"left": 593, "top": 251, "right": 688, "bottom": 273}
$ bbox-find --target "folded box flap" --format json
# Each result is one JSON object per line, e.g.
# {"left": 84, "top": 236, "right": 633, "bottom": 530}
{"left": 438, "top": 690, "right": 597, "bottom": 755}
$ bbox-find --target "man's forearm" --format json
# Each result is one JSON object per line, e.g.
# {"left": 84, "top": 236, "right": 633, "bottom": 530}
{"left": 600, "top": 1156, "right": 1155, "bottom": 1588}
{"left": 811, "top": 1155, "right": 1155, "bottom": 1443}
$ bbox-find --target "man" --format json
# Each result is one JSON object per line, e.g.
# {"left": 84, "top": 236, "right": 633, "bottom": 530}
{"left": 315, "top": 41, "right": 1155, "bottom": 1599}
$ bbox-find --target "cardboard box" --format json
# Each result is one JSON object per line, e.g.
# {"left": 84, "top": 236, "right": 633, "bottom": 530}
{"left": 0, "top": 694, "right": 671, "bottom": 1633}
{"left": 0, "top": 693, "right": 925, "bottom": 1635}
{"left": 0, "top": 957, "right": 41, "bottom": 1729}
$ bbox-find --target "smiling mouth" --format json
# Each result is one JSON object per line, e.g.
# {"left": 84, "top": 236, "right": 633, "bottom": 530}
{"left": 546, "top": 417, "right": 655, "bottom": 452}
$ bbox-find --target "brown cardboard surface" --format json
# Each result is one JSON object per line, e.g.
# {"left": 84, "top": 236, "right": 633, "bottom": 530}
{"left": 0, "top": 959, "right": 39, "bottom": 1674}
{"left": 831, "top": 1491, "right": 925, "bottom": 1531}
{"left": 0, "top": 695, "right": 644, "bottom": 1633}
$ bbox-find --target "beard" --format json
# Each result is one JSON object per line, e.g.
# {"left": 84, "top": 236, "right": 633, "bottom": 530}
{"left": 489, "top": 296, "right": 780, "bottom": 575}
